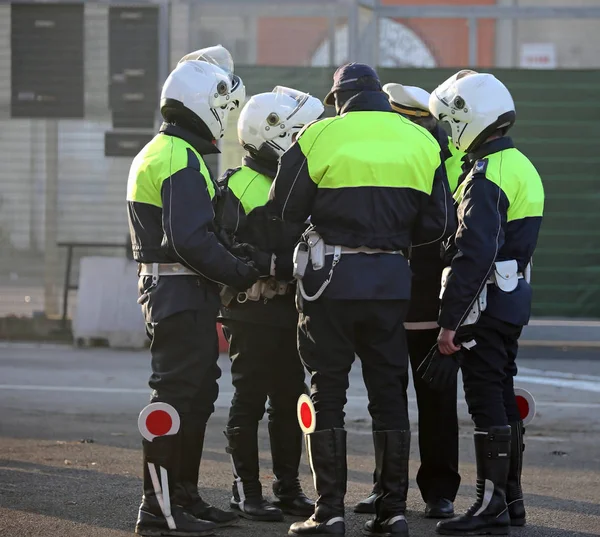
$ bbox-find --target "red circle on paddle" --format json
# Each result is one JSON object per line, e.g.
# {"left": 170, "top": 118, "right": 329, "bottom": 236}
{"left": 146, "top": 410, "right": 173, "bottom": 437}
{"left": 516, "top": 395, "right": 529, "bottom": 422}
{"left": 300, "top": 402, "right": 313, "bottom": 430}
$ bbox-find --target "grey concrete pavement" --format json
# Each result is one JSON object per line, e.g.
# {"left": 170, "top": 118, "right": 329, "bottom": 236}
{"left": 520, "top": 319, "right": 600, "bottom": 348}
{"left": 0, "top": 342, "right": 599, "bottom": 537}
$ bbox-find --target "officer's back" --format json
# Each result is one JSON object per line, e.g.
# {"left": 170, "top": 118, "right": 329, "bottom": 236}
{"left": 271, "top": 64, "right": 450, "bottom": 301}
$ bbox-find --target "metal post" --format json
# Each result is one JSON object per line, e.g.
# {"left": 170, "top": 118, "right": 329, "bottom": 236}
{"left": 496, "top": 0, "right": 516, "bottom": 67}
{"left": 157, "top": 0, "right": 170, "bottom": 126}
{"left": 468, "top": 16, "right": 478, "bottom": 67}
{"left": 372, "top": 0, "right": 380, "bottom": 67}
{"left": 43, "top": 119, "right": 60, "bottom": 317}
{"left": 347, "top": 0, "right": 359, "bottom": 62}
{"left": 61, "top": 244, "right": 73, "bottom": 327}
{"left": 328, "top": 14, "right": 337, "bottom": 67}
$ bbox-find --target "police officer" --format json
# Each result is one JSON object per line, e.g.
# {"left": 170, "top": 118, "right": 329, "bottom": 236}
{"left": 127, "top": 58, "right": 266, "bottom": 536}
{"left": 429, "top": 70, "right": 544, "bottom": 535}
{"left": 354, "top": 83, "right": 462, "bottom": 519}
{"left": 216, "top": 87, "right": 324, "bottom": 521}
{"left": 262, "top": 63, "right": 453, "bottom": 537}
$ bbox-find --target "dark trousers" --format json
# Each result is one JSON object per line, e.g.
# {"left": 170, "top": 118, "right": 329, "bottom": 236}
{"left": 147, "top": 309, "right": 221, "bottom": 424}
{"left": 298, "top": 298, "right": 410, "bottom": 431}
{"left": 459, "top": 314, "right": 523, "bottom": 428}
{"left": 407, "top": 328, "right": 460, "bottom": 502}
{"left": 224, "top": 320, "right": 307, "bottom": 428}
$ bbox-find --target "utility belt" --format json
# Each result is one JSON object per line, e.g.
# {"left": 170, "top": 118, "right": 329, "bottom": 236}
{"left": 220, "top": 277, "right": 292, "bottom": 307}
{"left": 137, "top": 262, "right": 199, "bottom": 304}
{"left": 440, "top": 259, "right": 531, "bottom": 328}
{"left": 138, "top": 262, "right": 197, "bottom": 283}
{"left": 293, "top": 229, "right": 404, "bottom": 302}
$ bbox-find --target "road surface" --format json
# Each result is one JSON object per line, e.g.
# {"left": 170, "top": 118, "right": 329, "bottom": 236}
{"left": 1, "top": 342, "right": 599, "bottom": 537}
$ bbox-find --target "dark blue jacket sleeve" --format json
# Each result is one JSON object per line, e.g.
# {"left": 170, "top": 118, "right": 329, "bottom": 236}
{"left": 268, "top": 143, "right": 318, "bottom": 224}
{"left": 438, "top": 174, "right": 508, "bottom": 330}
{"left": 161, "top": 165, "right": 255, "bottom": 289}
{"left": 412, "top": 162, "right": 456, "bottom": 247}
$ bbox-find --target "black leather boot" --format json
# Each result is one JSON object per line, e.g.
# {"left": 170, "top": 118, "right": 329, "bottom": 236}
{"left": 135, "top": 435, "right": 216, "bottom": 537}
{"left": 354, "top": 471, "right": 379, "bottom": 514}
{"left": 436, "top": 426, "right": 511, "bottom": 536}
{"left": 507, "top": 421, "right": 526, "bottom": 526}
{"left": 362, "top": 430, "right": 410, "bottom": 537}
{"left": 269, "top": 419, "right": 315, "bottom": 517}
{"left": 289, "top": 429, "right": 347, "bottom": 536}
{"left": 225, "top": 427, "right": 283, "bottom": 521}
{"left": 178, "top": 421, "right": 238, "bottom": 527}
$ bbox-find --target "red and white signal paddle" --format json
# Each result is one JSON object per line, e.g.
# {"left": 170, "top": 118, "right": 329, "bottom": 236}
{"left": 297, "top": 393, "right": 316, "bottom": 434}
{"left": 138, "top": 403, "right": 180, "bottom": 530}
{"left": 514, "top": 387, "right": 536, "bottom": 426}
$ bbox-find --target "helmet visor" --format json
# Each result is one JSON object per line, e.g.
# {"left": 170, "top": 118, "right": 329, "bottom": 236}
{"left": 179, "top": 45, "right": 235, "bottom": 80}
{"left": 272, "top": 86, "right": 311, "bottom": 122}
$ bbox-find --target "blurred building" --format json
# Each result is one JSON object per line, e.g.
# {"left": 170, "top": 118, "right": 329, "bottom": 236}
{"left": 178, "top": 0, "right": 600, "bottom": 69}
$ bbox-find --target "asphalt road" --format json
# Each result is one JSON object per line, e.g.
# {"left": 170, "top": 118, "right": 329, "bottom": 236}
{"left": 1, "top": 342, "right": 599, "bottom": 537}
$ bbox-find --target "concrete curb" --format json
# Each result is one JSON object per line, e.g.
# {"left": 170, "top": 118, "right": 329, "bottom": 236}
{"left": 521, "top": 319, "right": 600, "bottom": 349}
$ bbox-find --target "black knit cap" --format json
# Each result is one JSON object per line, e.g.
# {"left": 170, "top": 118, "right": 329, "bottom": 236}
{"left": 323, "top": 62, "right": 382, "bottom": 106}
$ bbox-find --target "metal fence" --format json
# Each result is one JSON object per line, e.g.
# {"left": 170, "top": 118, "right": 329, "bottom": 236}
{"left": 1, "top": 0, "right": 600, "bottom": 327}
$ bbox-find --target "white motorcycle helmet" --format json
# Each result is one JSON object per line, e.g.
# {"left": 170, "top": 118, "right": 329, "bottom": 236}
{"left": 237, "top": 86, "right": 324, "bottom": 160}
{"left": 429, "top": 70, "right": 516, "bottom": 152}
{"left": 178, "top": 44, "right": 245, "bottom": 110}
{"left": 160, "top": 60, "right": 233, "bottom": 140}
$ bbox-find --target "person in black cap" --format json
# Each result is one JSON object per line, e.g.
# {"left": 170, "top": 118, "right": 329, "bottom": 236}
{"left": 354, "top": 83, "right": 462, "bottom": 519}
{"left": 252, "top": 62, "right": 453, "bottom": 537}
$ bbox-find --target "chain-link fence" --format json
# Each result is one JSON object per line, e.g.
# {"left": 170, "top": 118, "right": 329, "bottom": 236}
{"left": 1, "top": 0, "right": 599, "bottom": 334}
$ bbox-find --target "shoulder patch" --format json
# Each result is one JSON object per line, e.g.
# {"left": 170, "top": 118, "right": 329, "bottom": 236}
{"left": 472, "top": 158, "right": 488, "bottom": 175}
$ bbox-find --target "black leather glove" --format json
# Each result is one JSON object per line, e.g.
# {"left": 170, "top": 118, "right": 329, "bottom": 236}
{"left": 232, "top": 261, "right": 261, "bottom": 292}
{"left": 417, "top": 344, "right": 462, "bottom": 392}
{"left": 248, "top": 247, "right": 273, "bottom": 276}
{"left": 273, "top": 251, "right": 294, "bottom": 281}
{"left": 229, "top": 242, "right": 254, "bottom": 261}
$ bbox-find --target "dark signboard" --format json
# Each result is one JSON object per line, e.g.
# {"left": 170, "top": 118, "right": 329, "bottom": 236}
{"left": 109, "top": 6, "right": 158, "bottom": 129}
{"left": 11, "top": 3, "right": 84, "bottom": 118}
{"left": 104, "top": 131, "right": 154, "bottom": 158}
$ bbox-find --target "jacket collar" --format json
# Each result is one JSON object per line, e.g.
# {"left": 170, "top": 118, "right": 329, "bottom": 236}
{"left": 243, "top": 154, "right": 278, "bottom": 179}
{"left": 469, "top": 136, "right": 514, "bottom": 162}
{"left": 340, "top": 91, "right": 393, "bottom": 114}
{"left": 159, "top": 123, "right": 220, "bottom": 156}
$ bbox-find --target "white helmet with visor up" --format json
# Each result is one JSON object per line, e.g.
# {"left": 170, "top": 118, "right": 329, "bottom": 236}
{"left": 428, "top": 70, "right": 516, "bottom": 152}
{"left": 178, "top": 44, "right": 245, "bottom": 111}
{"left": 160, "top": 60, "right": 233, "bottom": 140}
{"left": 237, "top": 86, "right": 324, "bottom": 159}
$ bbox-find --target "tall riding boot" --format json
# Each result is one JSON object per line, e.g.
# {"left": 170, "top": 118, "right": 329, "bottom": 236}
{"left": 363, "top": 430, "right": 410, "bottom": 537}
{"left": 269, "top": 419, "right": 315, "bottom": 516}
{"left": 436, "top": 426, "right": 511, "bottom": 536}
{"left": 506, "top": 421, "right": 526, "bottom": 526}
{"left": 354, "top": 470, "right": 379, "bottom": 514}
{"left": 135, "top": 434, "right": 216, "bottom": 537}
{"left": 289, "top": 429, "right": 347, "bottom": 536}
{"left": 224, "top": 426, "right": 283, "bottom": 521}
{"left": 177, "top": 421, "right": 238, "bottom": 526}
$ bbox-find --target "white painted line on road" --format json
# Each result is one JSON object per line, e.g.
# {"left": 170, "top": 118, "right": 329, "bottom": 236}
{"left": 519, "top": 367, "right": 600, "bottom": 382}
{"left": 517, "top": 375, "right": 600, "bottom": 394}
{"left": 2, "top": 384, "right": 600, "bottom": 406}
{"left": 0, "top": 384, "right": 149, "bottom": 394}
